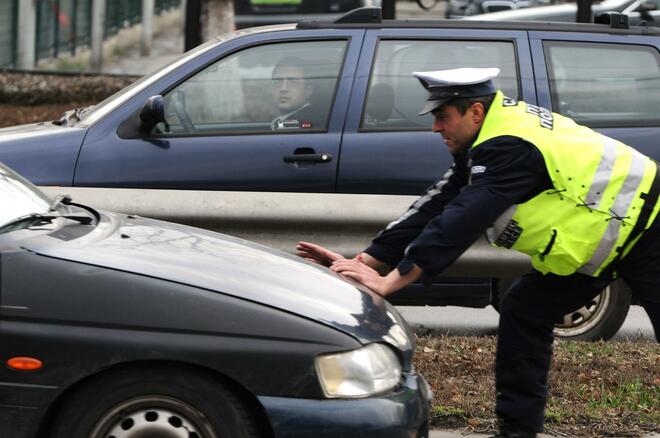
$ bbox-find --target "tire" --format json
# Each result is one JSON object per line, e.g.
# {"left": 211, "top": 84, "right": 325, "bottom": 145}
{"left": 50, "top": 365, "right": 261, "bottom": 438}
{"left": 416, "top": 0, "right": 439, "bottom": 10}
{"left": 494, "top": 279, "right": 632, "bottom": 341}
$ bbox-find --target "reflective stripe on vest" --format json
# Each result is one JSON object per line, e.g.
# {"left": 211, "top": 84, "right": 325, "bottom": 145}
{"left": 383, "top": 166, "right": 454, "bottom": 231}
{"left": 475, "top": 91, "right": 657, "bottom": 276}
{"left": 578, "top": 149, "right": 647, "bottom": 275}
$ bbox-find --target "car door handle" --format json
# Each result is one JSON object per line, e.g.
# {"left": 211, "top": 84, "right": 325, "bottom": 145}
{"left": 283, "top": 153, "right": 333, "bottom": 164}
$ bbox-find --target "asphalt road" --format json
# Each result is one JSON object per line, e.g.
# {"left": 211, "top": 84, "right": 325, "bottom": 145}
{"left": 397, "top": 304, "right": 656, "bottom": 340}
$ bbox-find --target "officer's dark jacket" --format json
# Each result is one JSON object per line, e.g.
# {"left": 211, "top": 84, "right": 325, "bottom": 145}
{"left": 364, "top": 136, "right": 552, "bottom": 283}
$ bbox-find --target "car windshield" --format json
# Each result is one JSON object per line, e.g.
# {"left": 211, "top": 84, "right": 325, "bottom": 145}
{"left": 0, "top": 163, "right": 53, "bottom": 228}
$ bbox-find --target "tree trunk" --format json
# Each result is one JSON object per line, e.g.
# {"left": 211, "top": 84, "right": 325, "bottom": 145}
{"left": 202, "top": 0, "right": 235, "bottom": 41}
{"left": 576, "top": 0, "right": 592, "bottom": 23}
{"left": 184, "top": 0, "right": 202, "bottom": 51}
{"left": 382, "top": 0, "right": 396, "bottom": 19}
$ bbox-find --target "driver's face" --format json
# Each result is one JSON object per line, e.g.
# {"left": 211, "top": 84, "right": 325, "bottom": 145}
{"left": 272, "top": 65, "right": 311, "bottom": 113}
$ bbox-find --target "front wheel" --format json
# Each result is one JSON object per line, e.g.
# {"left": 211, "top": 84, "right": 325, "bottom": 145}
{"left": 494, "top": 279, "right": 631, "bottom": 341}
{"left": 50, "top": 366, "right": 262, "bottom": 438}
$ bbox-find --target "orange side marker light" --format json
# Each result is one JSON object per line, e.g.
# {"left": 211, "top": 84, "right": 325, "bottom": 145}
{"left": 7, "top": 357, "right": 43, "bottom": 371}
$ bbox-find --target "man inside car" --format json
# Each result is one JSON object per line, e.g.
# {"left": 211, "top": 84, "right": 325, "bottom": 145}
{"left": 270, "top": 57, "right": 324, "bottom": 130}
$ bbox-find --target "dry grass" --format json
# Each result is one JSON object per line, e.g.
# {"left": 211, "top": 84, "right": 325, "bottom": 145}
{"left": 414, "top": 335, "right": 659, "bottom": 437}
{"left": 0, "top": 102, "right": 95, "bottom": 128}
{"left": 0, "top": 71, "right": 136, "bottom": 128}
{"left": 0, "top": 72, "right": 134, "bottom": 105}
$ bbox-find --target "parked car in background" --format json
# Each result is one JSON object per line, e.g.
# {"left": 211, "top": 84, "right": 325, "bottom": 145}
{"left": 233, "top": 0, "right": 382, "bottom": 28}
{"left": 2, "top": 8, "right": 660, "bottom": 342}
{"left": 446, "top": 0, "right": 552, "bottom": 19}
{"left": 466, "top": 0, "right": 660, "bottom": 24}
{"left": 0, "top": 161, "right": 429, "bottom": 438}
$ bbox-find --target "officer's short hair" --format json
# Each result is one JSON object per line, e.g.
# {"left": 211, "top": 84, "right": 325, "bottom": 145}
{"left": 442, "top": 94, "right": 496, "bottom": 116}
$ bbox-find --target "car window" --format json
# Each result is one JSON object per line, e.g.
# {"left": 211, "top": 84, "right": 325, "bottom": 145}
{"left": 159, "top": 40, "right": 348, "bottom": 135}
{"left": 545, "top": 41, "right": 660, "bottom": 127}
{"left": 361, "top": 39, "right": 519, "bottom": 131}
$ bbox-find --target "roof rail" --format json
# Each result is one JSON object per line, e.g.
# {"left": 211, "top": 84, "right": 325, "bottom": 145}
{"left": 594, "top": 12, "right": 629, "bottom": 29}
{"left": 334, "top": 7, "right": 382, "bottom": 24}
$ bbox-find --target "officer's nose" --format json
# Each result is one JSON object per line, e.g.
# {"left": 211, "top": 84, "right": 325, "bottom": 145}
{"left": 432, "top": 117, "right": 444, "bottom": 133}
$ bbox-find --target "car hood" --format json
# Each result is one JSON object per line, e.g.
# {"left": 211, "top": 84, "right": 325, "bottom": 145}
{"left": 0, "top": 121, "right": 69, "bottom": 135}
{"left": 23, "top": 211, "right": 413, "bottom": 352}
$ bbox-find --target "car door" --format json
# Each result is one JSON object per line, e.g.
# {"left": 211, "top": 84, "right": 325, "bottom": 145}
{"left": 74, "top": 29, "right": 364, "bottom": 193}
{"left": 338, "top": 27, "right": 536, "bottom": 195}
{"left": 530, "top": 31, "right": 660, "bottom": 160}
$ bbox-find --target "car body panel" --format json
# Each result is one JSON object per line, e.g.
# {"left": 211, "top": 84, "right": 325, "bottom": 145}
{"left": 0, "top": 122, "right": 85, "bottom": 186}
{"left": 258, "top": 372, "right": 430, "bottom": 438}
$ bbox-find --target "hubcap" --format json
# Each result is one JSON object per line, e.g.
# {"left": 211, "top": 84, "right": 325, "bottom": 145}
{"left": 554, "top": 287, "right": 610, "bottom": 337}
{"left": 91, "top": 396, "right": 217, "bottom": 438}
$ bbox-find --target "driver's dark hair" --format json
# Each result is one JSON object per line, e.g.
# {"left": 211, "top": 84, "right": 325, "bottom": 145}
{"left": 445, "top": 94, "right": 496, "bottom": 115}
{"left": 272, "top": 56, "right": 311, "bottom": 81}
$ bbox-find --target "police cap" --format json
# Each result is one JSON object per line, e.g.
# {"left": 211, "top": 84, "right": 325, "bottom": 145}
{"left": 414, "top": 68, "right": 500, "bottom": 116}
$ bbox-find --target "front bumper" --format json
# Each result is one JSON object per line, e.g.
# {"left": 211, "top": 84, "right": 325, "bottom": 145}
{"left": 258, "top": 371, "right": 431, "bottom": 438}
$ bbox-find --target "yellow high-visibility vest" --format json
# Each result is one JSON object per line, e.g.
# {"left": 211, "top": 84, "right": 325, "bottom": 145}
{"left": 474, "top": 91, "right": 659, "bottom": 276}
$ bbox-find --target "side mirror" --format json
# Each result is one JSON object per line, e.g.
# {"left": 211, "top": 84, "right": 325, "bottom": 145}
{"left": 139, "top": 95, "right": 166, "bottom": 133}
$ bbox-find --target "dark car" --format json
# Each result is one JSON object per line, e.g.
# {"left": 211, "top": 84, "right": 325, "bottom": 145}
{"left": 2, "top": 8, "right": 660, "bottom": 342}
{"left": 445, "top": 0, "right": 552, "bottom": 19}
{"left": 233, "top": 0, "right": 382, "bottom": 28}
{"left": 466, "top": 0, "right": 660, "bottom": 24}
{"left": 0, "top": 162, "right": 430, "bottom": 437}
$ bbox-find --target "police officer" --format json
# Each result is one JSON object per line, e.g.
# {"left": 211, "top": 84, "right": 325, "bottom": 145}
{"left": 297, "top": 68, "right": 660, "bottom": 438}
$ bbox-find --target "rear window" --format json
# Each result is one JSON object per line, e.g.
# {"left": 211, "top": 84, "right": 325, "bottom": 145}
{"left": 545, "top": 41, "right": 660, "bottom": 127}
{"left": 362, "top": 39, "right": 519, "bottom": 131}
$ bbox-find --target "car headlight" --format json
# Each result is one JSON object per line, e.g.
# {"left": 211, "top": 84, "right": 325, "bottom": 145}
{"left": 315, "top": 343, "right": 402, "bottom": 398}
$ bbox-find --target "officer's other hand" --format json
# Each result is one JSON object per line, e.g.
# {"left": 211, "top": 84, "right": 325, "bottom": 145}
{"left": 296, "top": 241, "right": 344, "bottom": 267}
{"left": 331, "top": 259, "right": 389, "bottom": 296}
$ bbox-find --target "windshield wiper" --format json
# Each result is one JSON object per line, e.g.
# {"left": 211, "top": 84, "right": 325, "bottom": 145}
{"left": 0, "top": 212, "right": 93, "bottom": 234}
{"left": 53, "top": 105, "right": 94, "bottom": 127}
{"left": 49, "top": 194, "right": 72, "bottom": 211}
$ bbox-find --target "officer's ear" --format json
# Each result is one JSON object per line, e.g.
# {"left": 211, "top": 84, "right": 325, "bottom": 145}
{"left": 468, "top": 102, "right": 487, "bottom": 125}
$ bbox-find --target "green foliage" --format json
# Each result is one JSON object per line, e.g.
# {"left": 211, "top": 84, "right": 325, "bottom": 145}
{"left": 588, "top": 379, "right": 659, "bottom": 411}
{"left": 432, "top": 405, "right": 468, "bottom": 418}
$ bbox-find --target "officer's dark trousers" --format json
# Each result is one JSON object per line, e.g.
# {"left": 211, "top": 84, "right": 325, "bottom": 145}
{"left": 495, "top": 216, "right": 660, "bottom": 433}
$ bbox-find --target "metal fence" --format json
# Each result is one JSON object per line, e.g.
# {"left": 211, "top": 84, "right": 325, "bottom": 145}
{"left": 35, "top": 0, "right": 93, "bottom": 61}
{"left": 0, "top": 0, "right": 18, "bottom": 67}
{"left": 105, "top": 0, "right": 181, "bottom": 37}
{"left": 19, "top": 0, "right": 181, "bottom": 66}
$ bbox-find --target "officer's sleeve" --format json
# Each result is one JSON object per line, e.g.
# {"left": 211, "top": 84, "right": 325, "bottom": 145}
{"left": 363, "top": 154, "right": 470, "bottom": 267}
{"left": 397, "top": 137, "right": 551, "bottom": 283}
